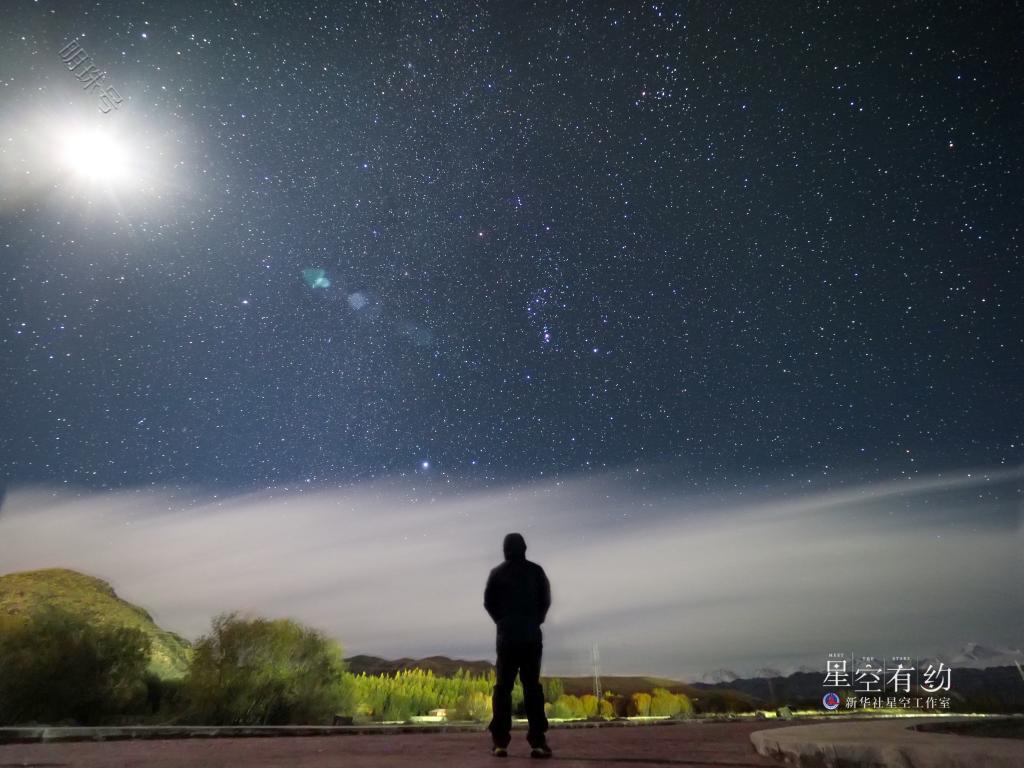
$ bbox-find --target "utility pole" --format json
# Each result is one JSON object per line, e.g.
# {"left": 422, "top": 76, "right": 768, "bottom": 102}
{"left": 592, "top": 642, "right": 602, "bottom": 702}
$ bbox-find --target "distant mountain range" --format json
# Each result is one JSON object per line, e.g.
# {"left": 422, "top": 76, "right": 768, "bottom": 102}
{"left": 691, "top": 642, "right": 1023, "bottom": 685}
{"left": 928, "top": 641, "right": 1024, "bottom": 670}
{"left": 686, "top": 644, "right": 1024, "bottom": 713}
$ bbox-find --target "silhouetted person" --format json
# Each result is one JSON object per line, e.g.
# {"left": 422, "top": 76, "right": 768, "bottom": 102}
{"left": 484, "top": 532, "right": 552, "bottom": 758}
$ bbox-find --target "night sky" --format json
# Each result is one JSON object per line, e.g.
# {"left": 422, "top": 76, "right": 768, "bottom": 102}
{"left": 0, "top": 2, "right": 1021, "bottom": 676}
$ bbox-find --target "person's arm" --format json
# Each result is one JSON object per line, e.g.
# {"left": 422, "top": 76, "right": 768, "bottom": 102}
{"left": 484, "top": 569, "right": 500, "bottom": 623}
{"left": 538, "top": 567, "right": 551, "bottom": 624}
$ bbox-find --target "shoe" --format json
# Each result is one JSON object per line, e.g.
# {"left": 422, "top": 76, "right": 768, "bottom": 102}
{"left": 530, "top": 743, "right": 553, "bottom": 759}
{"left": 491, "top": 746, "right": 508, "bottom": 757}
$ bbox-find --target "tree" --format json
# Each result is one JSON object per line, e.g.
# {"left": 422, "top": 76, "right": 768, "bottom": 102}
{"left": 0, "top": 607, "right": 151, "bottom": 725}
{"left": 629, "top": 692, "right": 652, "bottom": 717}
{"left": 543, "top": 677, "right": 564, "bottom": 703}
{"left": 512, "top": 677, "right": 524, "bottom": 714}
{"left": 183, "top": 613, "right": 352, "bottom": 725}
{"left": 452, "top": 691, "right": 491, "bottom": 721}
{"left": 549, "top": 694, "right": 586, "bottom": 719}
{"left": 649, "top": 688, "right": 679, "bottom": 716}
{"left": 346, "top": 666, "right": 496, "bottom": 723}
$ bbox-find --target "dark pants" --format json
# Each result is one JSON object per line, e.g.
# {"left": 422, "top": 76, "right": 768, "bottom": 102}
{"left": 489, "top": 639, "right": 549, "bottom": 748}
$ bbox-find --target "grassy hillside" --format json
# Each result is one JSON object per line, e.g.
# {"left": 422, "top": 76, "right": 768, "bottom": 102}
{"left": 0, "top": 568, "right": 191, "bottom": 679}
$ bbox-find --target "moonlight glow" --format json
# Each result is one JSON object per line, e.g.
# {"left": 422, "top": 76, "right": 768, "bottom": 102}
{"left": 58, "top": 126, "right": 134, "bottom": 186}
{"left": 0, "top": 107, "right": 176, "bottom": 212}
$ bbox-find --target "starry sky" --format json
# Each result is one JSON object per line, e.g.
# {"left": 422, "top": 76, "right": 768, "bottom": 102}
{"left": 0, "top": 2, "right": 1021, "bottom": 676}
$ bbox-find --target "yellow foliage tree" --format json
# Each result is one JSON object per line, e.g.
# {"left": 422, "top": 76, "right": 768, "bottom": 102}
{"left": 630, "top": 692, "right": 652, "bottom": 716}
{"left": 579, "top": 694, "right": 598, "bottom": 718}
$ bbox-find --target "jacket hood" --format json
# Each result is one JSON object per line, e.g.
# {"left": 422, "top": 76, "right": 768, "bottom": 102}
{"left": 503, "top": 532, "right": 527, "bottom": 561}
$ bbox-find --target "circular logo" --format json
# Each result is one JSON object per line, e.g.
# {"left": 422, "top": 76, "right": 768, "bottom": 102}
{"left": 822, "top": 692, "right": 841, "bottom": 710}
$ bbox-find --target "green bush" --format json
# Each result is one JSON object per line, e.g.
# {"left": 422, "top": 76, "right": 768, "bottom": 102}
{"left": 650, "top": 688, "right": 694, "bottom": 717}
{"left": 0, "top": 607, "right": 151, "bottom": 725}
{"left": 548, "top": 693, "right": 587, "bottom": 719}
{"left": 511, "top": 677, "right": 524, "bottom": 714}
{"left": 579, "top": 693, "right": 599, "bottom": 718}
{"left": 183, "top": 613, "right": 352, "bottom": 725}
{"left": 452, "top": 690, "right": 492, "bottom": 721}
{"left": 543, "top": 677, "right": 564, "bottom": 703}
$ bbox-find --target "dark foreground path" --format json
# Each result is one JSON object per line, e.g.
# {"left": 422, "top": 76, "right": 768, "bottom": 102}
{"left": 0, "top": 721, "right": 801, "bottom": 767}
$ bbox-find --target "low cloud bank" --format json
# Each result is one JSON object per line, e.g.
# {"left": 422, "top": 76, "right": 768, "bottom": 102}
{"left": 1, "top": 468, "right": 1020, "bottom": 680}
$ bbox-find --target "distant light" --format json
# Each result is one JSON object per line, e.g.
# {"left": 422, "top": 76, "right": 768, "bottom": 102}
{"left": 421, "top": 461, "right": 430, "bottom": 469}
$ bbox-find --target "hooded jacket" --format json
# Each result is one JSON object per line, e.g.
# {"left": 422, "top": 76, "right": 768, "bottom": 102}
{"left": 484, "top": 533, "right": 551, "bottom": 645}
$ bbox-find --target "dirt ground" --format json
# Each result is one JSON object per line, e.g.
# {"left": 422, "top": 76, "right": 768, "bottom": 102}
{"left": 0, "top": 720, "right": 803, "bottom": 767}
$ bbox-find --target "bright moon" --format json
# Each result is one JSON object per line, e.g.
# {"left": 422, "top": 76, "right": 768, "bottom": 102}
{"left": 0, "top": 107, "right": 177, "bottom": 212}
{"left": 58, "top": 127, "right": 134, "bottom": 185}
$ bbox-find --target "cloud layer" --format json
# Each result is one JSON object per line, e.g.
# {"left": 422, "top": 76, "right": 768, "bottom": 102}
{"left": 1, "top": 467, "right": 1020, "bottom": 680}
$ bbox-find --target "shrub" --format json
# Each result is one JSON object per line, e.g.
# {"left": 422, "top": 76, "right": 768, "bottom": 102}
{"left": 0, "top": 607, "right": 151, "bottom": 725}
{"left": 453, "top": 690, "right": 492, "bottom": 721}
{"left": 183, "top": 612, "right": 352, "bottom": 725}
{"left": 549, "top": 694, "right": 586, "bottom": 719}
{"left": 675, "top": 692, "right": 695, "bottom": 718}
{"left": 143, "top": 673, "right": 187, "bottom": 716}
{"left": 605, "top": 694, "right": 629, "bottom": 717}
{"left": 543, "top": 677, "right": 564, "bottom": 703}
{"left": 579, "top": 693, "right": 599, "bottom": 718}
{"left": 629, "top": 692, "right": 652, "bottom": 716}
{"left": 650, "top": 688, "right": 694, "bottom": 717}
{"left": 511, "top": 677, "right": 524, "bottom": 714}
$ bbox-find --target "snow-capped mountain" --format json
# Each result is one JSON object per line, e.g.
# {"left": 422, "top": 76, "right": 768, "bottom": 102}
{"left": 923, "top": 641, "right": 1023, "bottom": 670}
{"left": 694, "top": 642, "right": 1022, "bottom": 684}
{"left": 698, "top": 668, "right": 740, "bottom": 684}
